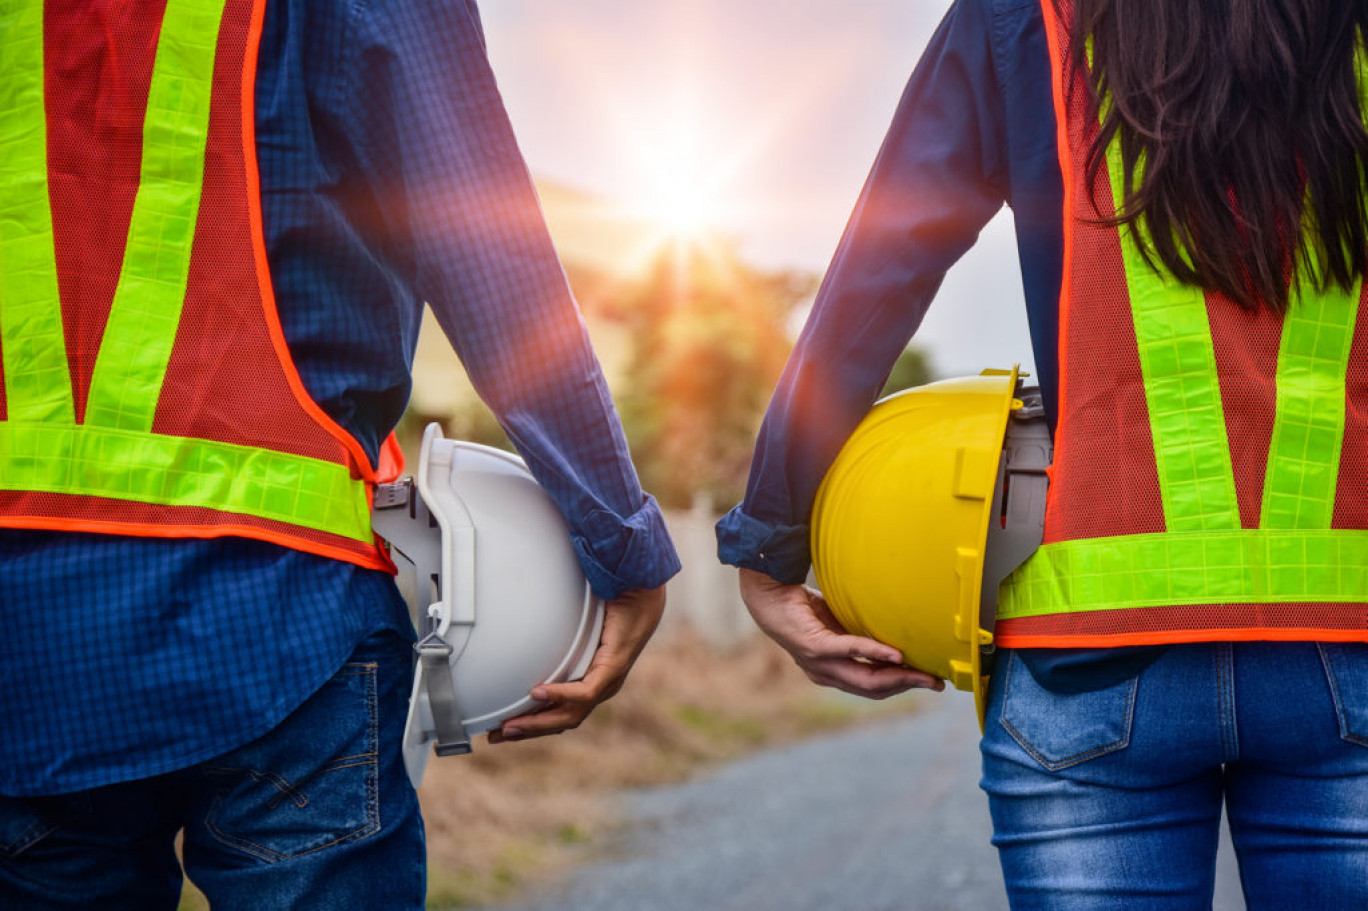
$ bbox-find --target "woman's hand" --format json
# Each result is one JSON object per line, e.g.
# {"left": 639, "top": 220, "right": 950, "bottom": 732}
{"left": 738, "top": 567, "right": 944, "bottom": 699}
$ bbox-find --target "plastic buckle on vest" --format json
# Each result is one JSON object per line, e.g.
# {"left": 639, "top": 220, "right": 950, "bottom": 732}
{"left": 415, "top": 626, "right": 473, "bottom": 757}
{"left": 373, "top": 479, "right": 413, "bottom": 511}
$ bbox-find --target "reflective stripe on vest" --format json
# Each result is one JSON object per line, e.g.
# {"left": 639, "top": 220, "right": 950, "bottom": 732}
{"left": 0, "top": 0, "right": 380, "bottom": 559}
{"left": 997, "top": 2, "right": 1368, "bottom": 631}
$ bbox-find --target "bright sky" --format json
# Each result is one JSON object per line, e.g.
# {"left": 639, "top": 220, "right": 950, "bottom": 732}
{"left": 479, "top": 0, "right": 1036, "bottom": 380}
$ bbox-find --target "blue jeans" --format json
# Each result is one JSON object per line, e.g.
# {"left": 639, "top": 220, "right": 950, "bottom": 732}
{"left": 0, "top": 629, "right": 425, "bottom": 910}
{"left": 980, "top": 642, "right": 1368, "bottom": 910}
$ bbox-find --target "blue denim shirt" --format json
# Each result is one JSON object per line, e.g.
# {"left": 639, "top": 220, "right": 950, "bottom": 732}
{"left": 714, "top": 0, "right": 1159, "bottom": 691}
{"left": 0, "top": 0, "right": 679, "bottom": 796}
{"left": 717, "top": 0, "right": 1060, "bottom": 584}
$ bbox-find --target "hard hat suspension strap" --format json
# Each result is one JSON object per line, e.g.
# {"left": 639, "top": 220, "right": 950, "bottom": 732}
{"left": 416, "top": 629, "right": 473, "bottom": 757}
{"left": 373, "top": 472, "right": 476, "bottom": 758}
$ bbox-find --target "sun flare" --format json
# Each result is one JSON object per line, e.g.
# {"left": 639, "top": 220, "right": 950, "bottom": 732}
{"left": 626, "top": 118, "right": 732, "bottom": 245}
{"left": 588, "top": 61, "right": 798, "bottom": 272}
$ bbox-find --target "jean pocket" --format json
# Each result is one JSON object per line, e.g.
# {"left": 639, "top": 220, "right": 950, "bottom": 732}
{"left": 202, "top": 661, "right": 381, "bottom": 863}
{"left": 997, "top": 651, "right": 1138, "bottom": 771}
{"left": 1318, "top": 643, "right": 1368, "bottom": 748}
{"left": 0, "top": 796, "right": 58, "bottom": 860}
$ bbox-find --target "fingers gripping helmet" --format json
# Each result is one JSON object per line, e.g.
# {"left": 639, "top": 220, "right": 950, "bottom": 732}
{"left": 810, "top": 367, "right": 1050, "bottom": 726}
{"left": 372, "top": 424, "right": 604, "bottom": 786}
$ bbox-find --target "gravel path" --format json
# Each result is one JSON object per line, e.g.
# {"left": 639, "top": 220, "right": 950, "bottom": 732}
{"left": 491, "top": 691, "right": 1245, "bottom": 911}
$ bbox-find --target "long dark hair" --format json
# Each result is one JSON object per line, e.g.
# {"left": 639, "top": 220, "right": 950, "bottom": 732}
{"left": 1068, "top": 0, "right": 1368, "bottom": 312}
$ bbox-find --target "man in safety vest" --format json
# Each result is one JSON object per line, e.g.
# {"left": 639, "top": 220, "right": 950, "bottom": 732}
{"left": 0, "top": 1, "right": 679, "bottom": 908}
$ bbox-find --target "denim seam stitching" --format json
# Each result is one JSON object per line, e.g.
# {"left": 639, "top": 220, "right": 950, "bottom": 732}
{"left": 205, "top": 799, "right": 381, "bottom": 863}
{"left": 203, "top": 663, "right": 383, "bottom": 862}
{"left": 1317, "top": 643, "right": 1368, "bottom": 747}
{"left": 1216, "top": 643, "right": 1239, "bottom": 761}
{"left": 204, "top": 767, "right": 310, "bottom": 811}
{"left": 364, "top": 653, "right": 380, "bottom": 843}
{"left": 0, "top": 819, "right": 58, "bottom": 859}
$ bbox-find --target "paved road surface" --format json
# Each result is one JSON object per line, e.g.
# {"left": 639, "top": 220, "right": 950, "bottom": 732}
{"left": 492, "top": 691, "right": 1244, "bottom": 911}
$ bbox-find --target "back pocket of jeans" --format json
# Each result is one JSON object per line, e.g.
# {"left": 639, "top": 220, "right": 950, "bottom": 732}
{"left": 0, "top": 796, "right": 57, "bottom": 860}
{"left": 1318, "top": 644, "right": 1368, "bottom": 748}
{"left": 203, "top": 661, "right": 380, "bottom": 862}
{"left": 997, "top": 651, "right": 1138, "bottom": 771}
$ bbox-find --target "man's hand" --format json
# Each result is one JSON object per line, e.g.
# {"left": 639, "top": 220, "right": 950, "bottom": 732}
{"left": 488, "top": 584, "right": 666, "bottom": 743}
{"left": 738, "top": 567, "right": 943, "bottom": 699}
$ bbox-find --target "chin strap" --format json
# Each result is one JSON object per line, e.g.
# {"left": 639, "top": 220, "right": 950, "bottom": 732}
{"left": 373, "top": 476, "right": 474, "bottom": 758}
{"left": 415, "top": 621, "right": 472, "bottom": 757}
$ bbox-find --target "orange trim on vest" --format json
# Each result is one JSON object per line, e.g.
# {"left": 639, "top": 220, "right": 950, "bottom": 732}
{"left": 237, "top": 0, "right": 380, "bottom": 488}
{"left": 3, "top": 0, "right": 393, "bottom": 571}
{"left": 1009, "top": 0, "right": 1368, "bottom": 647}
{"left": 1039, "top": 0, "right": 1074, "bottom": 480}
{"left": 1, "top": 513, "right": 396, "bottom": 572}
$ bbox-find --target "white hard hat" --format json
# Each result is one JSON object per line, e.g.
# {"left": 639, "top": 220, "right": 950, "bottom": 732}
{"left": 372, "top": 423, "right": 604, "bottom": 786}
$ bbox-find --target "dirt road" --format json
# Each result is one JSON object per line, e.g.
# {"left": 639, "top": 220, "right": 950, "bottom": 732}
{"left": 490, "top": 691, "right": 1244, "bottom": 911}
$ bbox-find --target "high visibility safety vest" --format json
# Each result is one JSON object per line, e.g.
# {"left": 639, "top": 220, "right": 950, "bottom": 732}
{"left": 0, "top": 0, "right": 394, "bottom": 571}
{"left": 996, "top": 0, "right": 1368, "bottom": 647}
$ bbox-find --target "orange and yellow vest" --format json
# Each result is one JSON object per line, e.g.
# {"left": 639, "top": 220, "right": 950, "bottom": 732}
{"left": 0, "top": 0, "right": 395, "bottom": 570}
{"left": 995, "top": 0, "right": 1368, "bottom": 647}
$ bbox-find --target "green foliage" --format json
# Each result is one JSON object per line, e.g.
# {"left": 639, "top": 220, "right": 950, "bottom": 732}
{"left": 672, "top": 703, "right": 768, "bottom": 746}
{"left": 397, "top": 399, "right": 511, "bottom": 456}
{"left": 879, "top": 346, "right": 936, "bottom": 398}
{"left": 398, "top": 237, "right": 814, "bottom": 510}
{"left": 617, "top": 241, "right": 816, "bottom": 509}
{"left": 425, "top": 858, "right": 526, "bottom": 910}
{"left": 556, "top": 823, "right": 592, "bottom": 845}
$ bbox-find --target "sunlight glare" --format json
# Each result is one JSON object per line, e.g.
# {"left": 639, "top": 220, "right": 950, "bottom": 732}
{"left": 629, "top": 117, "right": 728, "bottom": 243}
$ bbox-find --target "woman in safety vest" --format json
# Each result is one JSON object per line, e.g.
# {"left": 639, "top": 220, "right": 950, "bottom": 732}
{"left": 718, "top": 0, "right": 1368, "bottom": 906}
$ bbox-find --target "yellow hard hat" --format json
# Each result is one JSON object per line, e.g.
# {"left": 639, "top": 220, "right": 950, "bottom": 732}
{"left": 810, "top": 367, "right": 1049, "bottom": 727}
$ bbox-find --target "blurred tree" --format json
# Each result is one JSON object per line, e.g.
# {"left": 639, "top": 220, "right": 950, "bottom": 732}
{"left": 399, "top": 240, "right": 815, "bottom": 511}
{"left": 879, "top": 346, "right": 936, "bottom": 397}
{"left": 618, "top": 240, "right": 815, "bottom": 510}
{"left": 395, "top": 401, "right": 510, "bottom": 458}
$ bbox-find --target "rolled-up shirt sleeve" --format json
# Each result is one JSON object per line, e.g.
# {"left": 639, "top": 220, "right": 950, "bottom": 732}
{"left": 348, "top": 0, "right": 680, "bottom": 599}
{"left": 716, "top": 0, "right": 1010, "bottom": 583}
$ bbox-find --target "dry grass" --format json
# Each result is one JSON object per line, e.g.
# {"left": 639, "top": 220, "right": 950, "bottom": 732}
{"left": 419, "top": 629, "right": 914, "bottom": 908}
{"left": 177, "top": 629, "right": 916, "bottom": 911}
